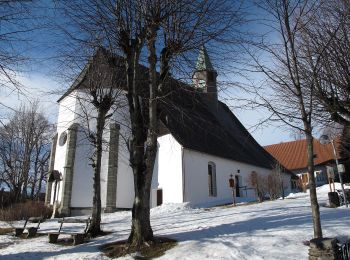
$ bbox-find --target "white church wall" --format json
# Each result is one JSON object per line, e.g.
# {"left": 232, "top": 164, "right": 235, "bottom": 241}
{"left": 157, "top": 134, "right": 183, "bottom": 204}
{"left": 150, "top": 146, "right": 159, "bottom": 208}
{"left": 182, "top": 149, "right": 278, "bottom": 207}
{"left": 71, "top": 91, "right": 135, "bottom": 209}
{"left": 100, "top": 129, "right": 110, "bottom": 208}
{"left": 72, "top": 90, "right": 119, "bottom": 208}
{"left": 52, "top": 92, "right": 79, "bottom": 204}
{"left": 52, "top": 89, "right": 137, "bottom": 210}
{"left": 56, "top": 92, "right": 78, "bottom": 132}
{"left": 115, "top": 145, "right": 134, "bottom": 208}
{"left": 64, "top": 91, "right": 109, "bottom": 209}
{"left": 71, "top": 125, "right": 94, "bottom": 207}
{"left": 113, "top": 99, "right": 135, "bottom": 209}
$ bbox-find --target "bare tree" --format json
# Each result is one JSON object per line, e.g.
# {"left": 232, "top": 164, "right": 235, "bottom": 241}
{"left": 0, "top": 1, "right": 38, "bottom": 103}
{"left": 0, "top": 102, "right": 52, "bottom": 203}
{"left": 79, "top": 48, "right": 126, "bottom": 236}
{"left": 298, "top": 1, "right": 350, "bottom": 175}
{"left": 247, "top": 0, "right": 323, "bottom": 238}
{"left": 248, "top": 171, "right": 268, "bottom": 202}
{"left": 56, "top": 0, "right": 243, "bottom": 248}
{"left": 299, "top": 0, "right": 350, "bottom": 127}
{"left": 268, "top": 163, "right": 284, "bottom": 200}
{"left": 117, "top": 0, "right": 242, "bottom": 247}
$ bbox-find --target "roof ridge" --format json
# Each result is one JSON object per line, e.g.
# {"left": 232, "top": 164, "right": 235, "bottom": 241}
{"left": 264, "top": 138, "right": 307, "bottom": 148}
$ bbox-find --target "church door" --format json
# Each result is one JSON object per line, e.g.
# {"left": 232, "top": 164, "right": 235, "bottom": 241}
{"left": 157, "top": 189, "right": 163, "bottom": 206}
{"left": 235, "top": 175, "right": 240, "bottom": 197}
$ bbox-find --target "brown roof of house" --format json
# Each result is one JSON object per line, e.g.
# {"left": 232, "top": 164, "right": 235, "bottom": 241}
{"left": 264, "top": 139, "right": 341, "bottom": 171}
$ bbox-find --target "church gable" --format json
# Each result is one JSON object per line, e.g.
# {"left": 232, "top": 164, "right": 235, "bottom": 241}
{"left": 49, "top": 46, "right": 295, "bottom": 215}
{"left": 56, "top": 47, "right": 275, "bottom": 170}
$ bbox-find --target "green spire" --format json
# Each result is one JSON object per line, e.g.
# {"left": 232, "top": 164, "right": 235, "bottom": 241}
{"left": 195, "top": 45, "right": 214, "bottom": 71}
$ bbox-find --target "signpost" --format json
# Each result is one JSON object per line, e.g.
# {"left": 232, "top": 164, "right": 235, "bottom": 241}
{"left": 326, "top": 166, "right": 335, "bottom": 192}
{"left": 229, "top": 174, "right": 236, "bottom": 206}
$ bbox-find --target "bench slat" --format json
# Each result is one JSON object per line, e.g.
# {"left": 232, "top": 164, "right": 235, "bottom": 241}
{"left": 48, "top": 217, "right": 91, "bottom": 245}
{"left": 58, "top": 218, "right": 90, "bottom": 224}
{"left": 49, "top": 232, "right": 85, "bottom": 235}
{"left": 28, "top": 217, "right": 43, "bottom": 222}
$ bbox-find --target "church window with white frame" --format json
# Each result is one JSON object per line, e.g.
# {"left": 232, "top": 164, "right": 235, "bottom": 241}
{"left": 208, "top": 162, "right": 217, "bottom": 197}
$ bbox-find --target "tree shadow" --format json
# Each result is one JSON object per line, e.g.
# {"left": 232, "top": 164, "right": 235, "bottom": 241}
{"left": 167, "top": 207, "right": 350, "bottom": 241}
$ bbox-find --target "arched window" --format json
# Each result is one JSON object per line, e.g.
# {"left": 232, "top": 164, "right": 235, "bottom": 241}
{"left": 208, "top": 162, "right": 217, "bottom": 197}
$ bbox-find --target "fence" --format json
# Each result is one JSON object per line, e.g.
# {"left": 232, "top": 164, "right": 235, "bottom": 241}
{"left": 336, "top": 189, "right": 350, "bottom": 206}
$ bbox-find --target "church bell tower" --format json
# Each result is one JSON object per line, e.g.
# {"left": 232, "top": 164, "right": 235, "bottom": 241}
{"left": 193, "top": 45, "right": 218, "bottom": 102}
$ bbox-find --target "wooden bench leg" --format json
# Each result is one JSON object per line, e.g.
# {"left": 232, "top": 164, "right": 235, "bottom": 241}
{"left": 48, "top": 233, "right": 59, "bottom": 243}
{"left": 72, "top": 234, "right": 84, "bottom": 245}
{"left": 15, "top": 228, "right": 24, "bottom": 237}
{"left": 26, "top": 227, "right": 38, "bottom": 238}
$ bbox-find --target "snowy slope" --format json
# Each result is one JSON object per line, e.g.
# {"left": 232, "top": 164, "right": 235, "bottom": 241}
{"left": 1, "top": 183, "right": 349, "bottom": 260}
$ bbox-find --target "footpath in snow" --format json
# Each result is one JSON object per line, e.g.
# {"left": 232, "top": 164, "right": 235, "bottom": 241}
{"left": 0, "top": 183, "right": 349, "bottom": 260}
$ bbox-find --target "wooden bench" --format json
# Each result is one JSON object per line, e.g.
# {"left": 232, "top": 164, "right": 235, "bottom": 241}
{"left": 14, "top": 217, "right": 44, "bottom": 238}
{"left": 48, "top": 217, "right": 91, "bottom": 245}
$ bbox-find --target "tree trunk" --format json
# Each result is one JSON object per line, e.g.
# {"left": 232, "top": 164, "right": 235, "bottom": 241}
{"left": 36, "top": 164, "right": 45, "bottom": 200}
{"left": 13, "top": 185, "right": 22, "bottom": 204}
{"left": 305, "top": 131, "right": 323, "bottom": 238}
{"left": 128, "top": 167, "right": 154, "bottom": 247}
{"left": 21, "top": 154, "right": 31, "bottom": 200}
{"left": 88, "top": 108, "right": 107, "bottom": 236}
{"left": 21, "top": 131, "right": 34, "bottom": 200}
{"left": 30, "top": 149, "right": 40, "bottom": 199}
{"left": 128, "top": 27, "right": 158, "bottom": 247}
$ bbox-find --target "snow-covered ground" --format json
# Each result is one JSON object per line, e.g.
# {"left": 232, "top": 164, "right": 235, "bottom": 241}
{"left": 1, "top": 183, "right": 350, "bottom": 260}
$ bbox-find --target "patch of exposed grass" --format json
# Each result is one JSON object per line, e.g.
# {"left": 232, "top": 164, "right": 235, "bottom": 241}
{"left": 0, "top": 228, "right": 13, "bottom": 235}
{"left": 101, "top": 236, "right": 177, "bottom": 259}
{"left": 54, "top": 237, "right": 81, "bottom": 246}
{"left": 54, "top": 231, "right": 112, "bottom": 247}
{"left": 0, "top": 201, "right": 52, "bottom": 221}
{"left": 19, "top": 233, "right": 47, "bottom": 239}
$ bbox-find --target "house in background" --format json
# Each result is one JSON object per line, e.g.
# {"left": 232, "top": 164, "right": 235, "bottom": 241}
{"left": 264, "top": 138, "right": 347, "bottom": 189}
{"left": 45, "top": 47, "right": 295, "bottom": 216}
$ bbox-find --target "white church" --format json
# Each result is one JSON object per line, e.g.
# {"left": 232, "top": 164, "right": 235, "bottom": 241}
{"left": 45, "top": 47, "right": 294, "bottom": 216}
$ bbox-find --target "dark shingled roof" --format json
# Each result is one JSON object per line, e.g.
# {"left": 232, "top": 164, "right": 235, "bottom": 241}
{"left": 160, "top": 88, "right": 277, "bottom": 169}
{"left": 58, "top": 49, "right": 279, "bottom": 170}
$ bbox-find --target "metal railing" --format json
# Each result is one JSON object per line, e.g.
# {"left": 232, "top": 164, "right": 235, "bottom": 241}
{"left": 237, "top": 186, "right": 256, "bottom": 197}
{"left": 336, "top": 189, "right": 350, "bottom": 206}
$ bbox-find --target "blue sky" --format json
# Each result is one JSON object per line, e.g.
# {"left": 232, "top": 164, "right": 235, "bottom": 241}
{"left": 0, "top": 0, "right": 293, "bottom": 146}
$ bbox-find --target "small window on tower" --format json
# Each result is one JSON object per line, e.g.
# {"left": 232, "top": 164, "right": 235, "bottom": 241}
{"left": 198, "top": 79, "right": 206, "bottom": 89}
{"left": 59, "top": 131, "right": 67, "bottom": 146}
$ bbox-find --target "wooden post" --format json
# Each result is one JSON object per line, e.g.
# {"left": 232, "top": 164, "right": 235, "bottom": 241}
{"left": 72, "top": 234, "right": 84, "bottom": 245}
{"left": 26, "top": 227, "right": 38, "bottom": 238}
{"left": 48, "top": 233, "right": 59, "bottom": 243}
{"left": 232, "top": 188, "right": 236, "bottom": 206}
{"left": 229, "top": 174, "right": 236, "bottom": 206}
